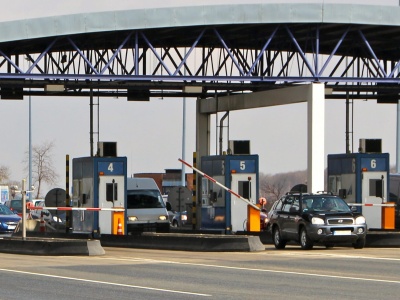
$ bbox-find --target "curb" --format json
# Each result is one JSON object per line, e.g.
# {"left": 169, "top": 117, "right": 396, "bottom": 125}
{"left": 257, "top": 230, "right": 400, "bottom": 248}
{"left": 1, "top": 229, "right": 398, "bottom": 256}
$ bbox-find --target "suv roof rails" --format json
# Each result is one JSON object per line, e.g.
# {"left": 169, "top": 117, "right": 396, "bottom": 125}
{"left": 314, "top": 191, "right": 334, "bottom": 195}
{"left": 285, "top": 191, "right": 310, "bottom": 196}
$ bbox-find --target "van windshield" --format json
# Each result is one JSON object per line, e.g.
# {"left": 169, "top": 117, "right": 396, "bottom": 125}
{"left": 127, "top": 190, "right": 165, "bottom": 209}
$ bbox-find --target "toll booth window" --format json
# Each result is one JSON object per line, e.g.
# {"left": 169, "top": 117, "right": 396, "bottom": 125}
{"left": 106, "top": 183, "right": 118, "bottom": 202}
{"left": 238, "top": 181, "right": 251, "bottom": 199}
{"left": 127, "top": 190, "right": 165, "bottom": 209}
{"left": 369, "top": 179, "right": 383, "bottom": 198}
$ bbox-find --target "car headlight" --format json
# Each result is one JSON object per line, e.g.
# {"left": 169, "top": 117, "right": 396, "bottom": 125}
{"left": 128, "top": 216, "right": 138, "bottom": 222}
{"left": 158, "top": 215, "right": 167, "bottom": 221}
{"left": 181, "top": 215, "right": 187, "bottom": 221}
{"left": 311, "top": 217, "right": 325, "bottom": 225}
{"left": 355, "top": 216, "right": 366, "bottom": 225}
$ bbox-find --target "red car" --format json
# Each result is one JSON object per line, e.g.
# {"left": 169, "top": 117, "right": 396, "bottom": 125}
{"left": 4, "top": 199, "right": 33, "bottom": 217}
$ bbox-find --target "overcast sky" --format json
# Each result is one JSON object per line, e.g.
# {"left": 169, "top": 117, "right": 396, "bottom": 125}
{"left": 0, "top": 0, "right": 399, "bottom": 195}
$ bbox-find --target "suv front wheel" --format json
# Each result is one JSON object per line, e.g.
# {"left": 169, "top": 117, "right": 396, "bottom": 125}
{"left": 353, "top": 237, "right": 365, "bottom": 249}
{"left": 273, "top": 227, "right": 287, "bottom": 249}
{"left": 300, "top": 227, "right": 314, "bottom": 250}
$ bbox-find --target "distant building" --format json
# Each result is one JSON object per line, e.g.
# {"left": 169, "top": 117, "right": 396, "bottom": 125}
{"left": 133, "top": 169, "right": 194, "bottom": 195}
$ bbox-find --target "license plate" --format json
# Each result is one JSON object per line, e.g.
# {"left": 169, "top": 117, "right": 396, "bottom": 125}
{"left": 8, "top": 225, "right": 16, "bottom": 230}
{"left": 333, "top": 230, "right": 351, "bottom": 235}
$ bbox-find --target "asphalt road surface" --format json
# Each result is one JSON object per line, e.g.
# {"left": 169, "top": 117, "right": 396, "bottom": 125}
{"left": 0, "top": 245, "right": 398, "bottom": 299}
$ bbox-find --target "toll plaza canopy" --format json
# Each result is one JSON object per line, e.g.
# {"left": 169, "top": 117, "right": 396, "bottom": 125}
{"left": 1, "top": 2, "right": 400, "bottom": 101}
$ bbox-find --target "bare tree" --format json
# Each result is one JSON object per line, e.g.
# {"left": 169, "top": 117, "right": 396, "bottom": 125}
{"left": 259, "top": 170, "right": 308, "bottom": 210}
{"left": 24, "top": 141, "right": 59, "bottom": 198}
{"left": 266, "top": 179, "right": 287, "bottom": 201}
{"left": 0, "top": 165, "right": 11, "bottom": 184}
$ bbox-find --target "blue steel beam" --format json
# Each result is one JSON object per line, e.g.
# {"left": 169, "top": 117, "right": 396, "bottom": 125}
{"left": 0, "top": 24, "right": 399, "bottom": 95}
{"left": 318, "top": 27, "right": 350, "bottom": 77}
{"left": 213, "top": 28, "right": 245, "bottom": 77}
{"left": 100, "top": 32, "right": 133, "bottom": 75}
{"left": 173, "top": 29, "right": 205, "bottom": 76}
{"left": 247, "top": 26, "right": 279, "bottom": 76}
{"left": 285, "top": 25, "right": 316, "bottom": 78}
{"left": 358, "top": 30, "right": 387, "bottom": 78}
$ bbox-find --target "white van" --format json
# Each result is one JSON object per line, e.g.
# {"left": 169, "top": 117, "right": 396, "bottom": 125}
{"left": 126, "top": 178, "right": 169, "bottom": 233}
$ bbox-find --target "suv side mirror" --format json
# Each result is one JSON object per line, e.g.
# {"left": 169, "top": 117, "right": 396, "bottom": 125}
{"left": 289, "top": 206, "right": 299, "bottom": 213}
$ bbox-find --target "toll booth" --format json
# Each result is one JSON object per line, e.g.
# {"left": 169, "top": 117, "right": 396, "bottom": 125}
{"left": 72, "top": 156, "right": 127, "bottom": 235}
{"left": 200, "top": 155, "right": 259, "bottom": 233}
{"left": 327, "top": 152, "right": 390, "bottom": 229}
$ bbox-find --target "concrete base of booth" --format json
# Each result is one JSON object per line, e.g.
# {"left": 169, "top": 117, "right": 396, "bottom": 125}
{"left": 3, "top": 231, "right": 265, "bottom": 253}
{"left": 101, "top": 232, "right": 265, "bottom": 252}
{"left": 0, "top": 236, "right": 105, "bottom": 256}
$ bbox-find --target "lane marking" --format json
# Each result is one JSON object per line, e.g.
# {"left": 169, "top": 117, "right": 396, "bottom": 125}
{"left": 95, "top": 256, "right": 400, "bottom": 285}
{"left": 0, "top": 268, "right": 211, "bottom": 297}
{"left": 254, "top": 251, "right": 400, "bottom": 261}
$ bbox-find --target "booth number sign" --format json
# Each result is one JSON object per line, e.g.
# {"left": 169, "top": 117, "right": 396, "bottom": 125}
{"left": 98, "top": 162, "right": 124, "bottom": 175}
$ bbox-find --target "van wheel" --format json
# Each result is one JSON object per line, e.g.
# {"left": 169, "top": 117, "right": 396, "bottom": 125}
{"left": 273, "top": 227, "right": 286, "bottom": 249}
{"left": 300, "top": 228, "right": 314, "bottom": 250}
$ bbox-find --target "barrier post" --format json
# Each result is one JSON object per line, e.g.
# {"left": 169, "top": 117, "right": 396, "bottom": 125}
{"left": 39, "top": 211, "right": 46, "bottom": 233}
{"left": 112, "top": 209, "right": 125, "bottom": 235}
{"left": 247, "top": 205, "right": 260, "bottom": 232}
{"left": 382, "top": 203, "right": 395, "bottom": 230}
{"left": 117, "top": 218, "right": 123, "bottom": 235}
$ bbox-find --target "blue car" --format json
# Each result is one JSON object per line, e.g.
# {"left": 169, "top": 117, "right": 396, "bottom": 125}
{"left": 0, "top": 204, "right": 21, "bottom": 233}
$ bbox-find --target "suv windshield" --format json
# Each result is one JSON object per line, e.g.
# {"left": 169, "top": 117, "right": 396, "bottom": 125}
{"left": 301, "top": 196, "right": 351, "bottom": 213}
{"left": 127, "top": 190, "right": 165, "bottom": 209}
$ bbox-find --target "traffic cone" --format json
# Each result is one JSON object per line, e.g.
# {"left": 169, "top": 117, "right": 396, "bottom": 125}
{"left": 39, "top": 211, "right": 46, "bottom": 233}
{"left": 117, "top": 218, "right": 123, "bottom": 235}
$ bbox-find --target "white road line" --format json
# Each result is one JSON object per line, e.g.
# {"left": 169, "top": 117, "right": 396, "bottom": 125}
{"left": 95, "top": 256, "right": 400, "bottom": 285}
{"left": 255, "top": 251, "right": 400, "bottom": 261}
{"left": 0, "top": 268, "right": 211, "bottom": 297}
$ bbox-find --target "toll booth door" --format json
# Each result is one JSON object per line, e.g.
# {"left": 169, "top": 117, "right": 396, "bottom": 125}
{"left": 230, "top": 174, "right": 256, "bottom": 232}
{"left": 362, "top": 172, "right": 386, "bottom": 229}
{"left": 98, "top": 176, "right": 125, "bottom": 234}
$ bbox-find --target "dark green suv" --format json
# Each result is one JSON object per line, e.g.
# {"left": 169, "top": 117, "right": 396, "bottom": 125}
{"left": 269, "top": 192, "right": 367, "bottom": 250}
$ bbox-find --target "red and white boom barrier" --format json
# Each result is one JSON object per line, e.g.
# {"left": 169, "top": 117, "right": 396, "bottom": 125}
{"left": 348, "top": 203, "right": 396, "bottom": 207}
{"left": 178, "top": 158, "right": 260, "bottom": 211}
{"left": 27, "top": 205, "right": 125, "bottom": 212}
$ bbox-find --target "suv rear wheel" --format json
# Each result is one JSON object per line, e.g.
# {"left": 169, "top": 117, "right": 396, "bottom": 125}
{"left": 273, "top": 227, "right": 287, "bottom": 249}
{"left": 300, "top": 227, "right": 314, "bottom": 250}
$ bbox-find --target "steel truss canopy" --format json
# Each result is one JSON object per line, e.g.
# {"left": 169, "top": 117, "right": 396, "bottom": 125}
{"left": 1, "top": 3, "right": 400, "bottom": 101}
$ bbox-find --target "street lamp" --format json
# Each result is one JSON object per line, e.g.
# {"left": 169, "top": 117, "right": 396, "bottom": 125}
{"left": 28, "top": 89, "right": 32, "bottom": 200}
{"left": 25, "top": 56, "right": 32, "bottom": 201}
{"left": 181, "top": 48, "right": 187, "bottom": 187}
{"left": 17, "top": 180, "right": 35, "bottom": 240}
